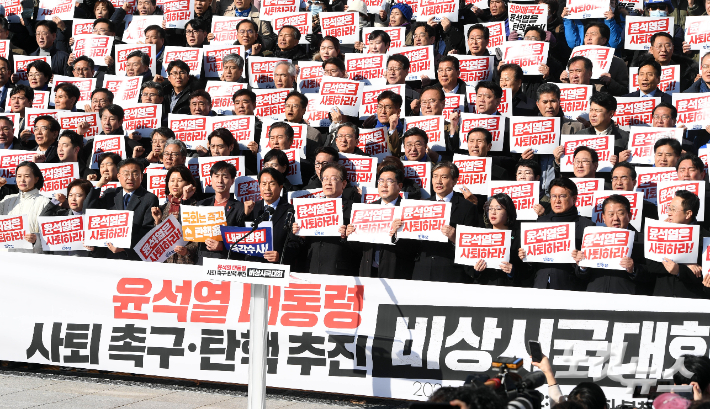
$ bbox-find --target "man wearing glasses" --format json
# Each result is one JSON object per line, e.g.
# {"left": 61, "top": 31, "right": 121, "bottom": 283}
{"left": 362, "top": 90, "right": 404, "bottom": 153}
{"left": 431, "top": 56, "right": 468, "bottom": 112}
{"left": 573, "top": 92, "right": 629, "bottom": 159}
{"left": 303, "top": 146, "right": 361, "bottom": 202}
{"left": 156, "top": 60, "right": 202, "bottom": 114}
{"left": 385, "top": 54, "right": 420, "bottom": 115}
{"left": 417, "top": 86, "right": 459, "bottom": 161}
{"left": 636, "top": 32, "right": 697, "bottom": 93}
{"left": 185, "top": 19, "right": 209, "bottom": 48}
{"left": 220, "top": 0, "right": 276, "bottom": 51}
{"left": 30, "top": 21, "right": 68, "bottom": 75}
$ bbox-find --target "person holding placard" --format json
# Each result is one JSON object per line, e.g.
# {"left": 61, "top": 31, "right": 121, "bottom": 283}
{"left": 0, "top": 116, "right": 25, "bottom": 151}
{"left": 498, "top": 64, "right": 536, "bottom": 116}
{"left": 29, "top": 115, "right": 60, "bottom": 163}
{"left": 144, "top": 26, "right": 167, "bottom": 68}
{"left": 30, "top": 21, "right": 69, "bottom": 76}
{"left": 385, "top": 54, "right": 421, "bottom": 116}
{"left": 219, "top": 0, "right": 276, "bottom": 51}
{"left": 291, "top": 163, "right": 361, "bottom": 275}
{"left": 188, "top": 90, "right": 216, "bottom": 117}
{"left": 125, "top": 51, "right": 153, "bottom": 85}
{"left": 185, "top": 19, "right": 210, "bottom": 48}
{"left": 411, "top": 161, "right": 477, "bottom": 283}
{"left": 221, "top": 54, "right": 245, "bottom": 83}
{"left": 314, "top": 36, "right": 342, "bottom": 62}
{"left": 56, "top": 130, "right": 91, "bottom": 179}
{"left": 572, "top": 194, "right": 649, "bottom": 294}
{"left": 623, "top": 59, "right": 671, "bottom": 103}
{"left": 676, "top": 153, "right": 710, "bottom": 229}
{"left": 519, "top": 177, "right": 596, "bottom": 290}
{"left": 53, "top": 82, "right": 80, "bottom": 111}
{"left": 0, "top": 161, "right": 54, "bottom": 254}
{"left": 560, "top": 56, "right": 593, "bottom": 89}
{"left": 283, "top": 91, "right": 324, "bottom": 150}
{"left": 8, "top": 86, "right": 33, "bottom": 137}
{"left": 25, "top": 60, "right": 52, "bottom": 93}
{"left": 273, "top": 62, "right": 297, "bottom": 89}
{"left": 303, "top": 146, "right": 362, "bottom": 202}
{"left": 85, "top": 158, "right": 159, "bottom": 259}
{"left": 611, "top": 162, "right": 659, "bottom": 225}
{"left": 646, "top": 190, "right": 708, "bottom": 298}
{"left": 574, "top": 92, "right": 629, "bottom": 156}
{"left": 334, "top": 123, "right": 367, "bottom": 156}
{"left": 49, "top": 179, "right": 94, "bottom": 257}
{"left": 157, "top": 60, "right": 203, "bottom": 115}
{"left": 636, "top": 32, "right": 696, "bottom": 93}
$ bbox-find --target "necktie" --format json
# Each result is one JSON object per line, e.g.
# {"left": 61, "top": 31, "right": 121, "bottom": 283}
{"left": 123, "top": 194, "right": 131, "bottom": 210}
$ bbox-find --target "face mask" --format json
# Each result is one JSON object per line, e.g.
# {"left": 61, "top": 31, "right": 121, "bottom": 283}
{"left": 311, "top": 5, "right": 322, "bottom": 14}
{"left": 649, "top": 9, "right": 667, "bottom": 16}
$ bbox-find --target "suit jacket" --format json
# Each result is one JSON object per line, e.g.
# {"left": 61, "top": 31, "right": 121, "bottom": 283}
{"left": 246, "top": 198, "right": 298, "bottom": 267}
{"left": 85, "top": 186, "right": 159, "bottom": 260}
{"left": 195, "top": 196, "right": 246, "bottom": 264}
{"left": 411, "top": 192, "right": 477, "bottom": 283}
{"left": 622, "top": 89, "right": 672, "bottom": 105}
{"left": 357, "top": 197, "right": 417, "bottom": 279}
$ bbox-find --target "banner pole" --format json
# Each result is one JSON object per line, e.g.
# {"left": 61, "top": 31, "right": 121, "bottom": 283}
{"left": 247, "top": 283, "right": 269, "bottom": 409}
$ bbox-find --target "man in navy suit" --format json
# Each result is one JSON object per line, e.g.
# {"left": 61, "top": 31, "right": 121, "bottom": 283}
{"left": 86, "top": 158, "right": 159, "bottom": 260}
{"left": 621, "top": 59, "right": 672, "bottom": 104}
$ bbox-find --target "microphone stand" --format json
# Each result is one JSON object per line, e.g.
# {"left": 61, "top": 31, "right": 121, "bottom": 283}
{"left": 279, "top": 211, "right": 295, "bottom": 265}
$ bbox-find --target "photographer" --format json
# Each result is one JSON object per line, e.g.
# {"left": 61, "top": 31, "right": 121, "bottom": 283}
{"left": 532, "top": 355, "right": 608, "bottom": 409}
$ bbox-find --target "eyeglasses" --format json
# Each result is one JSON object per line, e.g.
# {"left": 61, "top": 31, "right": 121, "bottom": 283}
{"left": 550, "top": 194, "right": 570, "bottom": 200}
{"left": 284, "top": 104, "right": 302, "bottom": 109}
{"left": 377, "top": 104, "right": 394, "bottom": 111}
{"left": 653, "top": 43, "right": 672, "bottom": 50}
{"left": 120, "top": 171, "right": 141, "bottom": 178}
{"left": 573, "top": 160, "right": 592, "bottom": 166}
{"left": 404, "top": 142, "right": 425, "bottom": 149}
{"left": 421, "top": 99, "right": 441, "bottom": 106}
{"left": 73, "top": 67, "right": 92, "bottom": 73}
{"left": 652, "top": 114, "right": 672, "bottom": 121}
{"left": 169, "top": 71, "right": 188, "bottom": 77}
{"left": 27, "top": 73, "right": 43, "bottom": 79}
{"left": 35, "top": 32, "right": 51, "bottom": 38}
{"left": 413, "top": 34, "right": 430, "bottom": 39}
{"left": 92, "top": 98, "right": 109, "bottom": 105}
{"left": 33, "top": 126, "right": 50, "bottom": 132}
{"left": 468, "top": 36, "right": 485, "bottom": 42}
{"left": 437, "top": 68, "right": 456, "bottom": 74}
{"left": 321, "top": 176, "right": 342, "bottom": 183}
{"left": 163, "top": 152, "right": 182, "bottom": 158}
{"left": 377, "top": 178, "right": 397, "bottom": 186}
{"left": 488, "top": 206, "right": 505, "bottom": 212}
{"left": 141, "top": 93, "right": 159, "bottom": 99}
{"left": 324, "top": 69, "right": 341, "bottom": 76}
{"left": 185, "top": 30, "right": 203, "bottom": 36}
{"left": 387, "top": 67, "right": 403, "bottom": 73}
{"left": 314, "top": 161, "right": 332, "bottom": 168}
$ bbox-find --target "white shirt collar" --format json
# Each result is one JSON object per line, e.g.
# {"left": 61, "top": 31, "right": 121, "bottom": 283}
{"left": 266, "top": 197, "right": 280, "bottom": 209}
{"left": 436, "top": 191, "right": 454, "bottom": 202}
{"left": 381, "top": 197, "right": 397, "bottom": 206}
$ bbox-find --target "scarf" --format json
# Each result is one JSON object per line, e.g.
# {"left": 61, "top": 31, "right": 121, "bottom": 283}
{"left": 168, "top": 194, "right": 181, "bottom": 217}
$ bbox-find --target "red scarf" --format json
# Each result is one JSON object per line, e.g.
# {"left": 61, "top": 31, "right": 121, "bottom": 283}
{"left": 168, "top": 194, "right": 181, "bottom": 216}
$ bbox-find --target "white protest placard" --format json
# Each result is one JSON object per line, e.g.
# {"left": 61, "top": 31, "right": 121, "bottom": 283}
{"left": 624, "top": 16, "right": 673, "bottom": 50}
{"left": 71, "top": 18, "right": 95, "bottom": 37}
{"left": 570, "top": 46, "right": 614, "bottom": 79}
{"left": 339, "top": 153, "right": 378, "bottom": 188}
{"left": 56, "top": 111, "right": 100, "bottom": 140}
{"left": 317, "top": 77, "right": 363, "bottom": 117}
{"left": 645, "top": 218, "right": 699, "bottom": 263}
{"left": 566, "top": 0, "right": 607, "bottom": 18}
{"left": 51, "top": 76, "right": 96, "bottom": 108}
{"left": 103, "top": 74, "right": 142, "bottom": 105}
{"left": 388, "top": 46, "right": 435, "bottom": 81}
{"left": 248, "top": 56, "right": 290, "bottom": 89}
{"left": 636, "top": 166, "right": 678, "bottom": 204}
{"left": 0, "top": 150, "right": 38, "bottom": 183}
{"left": 508, "top": 3, "right": 547, "bottom": 36}
{"left": 629, "top": 65, "right": 680, "bottom": 94}
{"left": 25, "top": 109, "right": 62, "bottom": 139}
{"left": 345, "top": 53, "right": 386, "bottom": 86}
{"left": 0, "top": 215, "right": 32, "bottom": 249}
{"left": 83, "top": 209, "right": 134, "bottom": 248}
{"left": 673, "top": 93, "right": 710, "bottom": 130}
{"left": 73, "top": 35, "right": 114, "bottom": 66}
{"left": 115, "top": 44, "right": 157, "bottom": 77}
{"left": 459, "top": 113, "right": 506, "bottom": 151}
{"left": 0, "top": 113, "right": 20, "bottom": 138}
{"left": 146, "top": 168, "right": 167, "bottom": 205}
{"left": 109, "top": 0, "right": 136, "bottom": 13}
{"left": 23, "top": 91, "right": 50, "bottom": 111}
{"left": 700, "top": 147, "right": 710, "bottom": 179}
{"left": 135, "top": 215, "right": 186, "bottom": 263}
{"left": 364, "top": 0, "right": 385, "bottom": 13}
{"left": 168, "top": 114, "right": 208, "bottom": 150}
{"left": 397, "top": 199, "right": 452, "bottom": 242}
{"left": 454, "top": 55, "right": 494, "bottom": 85}
{"left": 289, "top": 189, "right": 325, "bottom": 204}
{"left": 13, "top": 56, "right": 49, "bottom": 86}
{"left": 402, "top": 161, "right": 431, "bottom": 199}
{"left": 272, "top": 13, "right": 312, "bottom": 44}
{"left": 614, "top": 97, "right": 658, "bottom": 130}
{"left": 357, "top": 128, "right": 389, "bottom": 160}
{"left": 556, "top": 83, "right": 592, "bottom": 121}
{"left": 685, "top": 16, "right": 710, "bottom": 50}
{"left": 163, "top": 0, "right": 194, "bottom": 28}
{"left": 560, "top": 134, "right": 614, "bottom": 173}
{"left": 502, "top": 41, "right": 549, "bottom": 76}
{"left": 359, "top": 84, "right": 405, "bottom": 120}
{"left": 259, "top": 118, "right": 307, "bottom": 154}
{"left": 210, "top": 16, "right": 246, "bottom": 44}
{"left": 162, "top": 46, "right": 203, "bottom": 77}
{"left": 571, "top": 178, "right": 604, "bottom": 217}
{"left": 579, "top": 227, "right": 634, "bottom": 270}
{"left": 254, "top": 88, "right": 291, "bottom": 120}
{"left": 260, "top": 0, "right": 299, "bottom": 20}
{"left": 297, "top": 61, "right": 324, "bottom": 94}
{"left": 417, "top": 0, "right": 458, "bottom": 22}
{"left": 455, "top": 226, "right": 511, "bottom": 269}
{"left": 489, "top": 181, "right": 541, "bottom": 220}
{"left": 477, "top": 21, "right": 506, "bottom": 55}
{"left": 628, "top": 126, "right": 684, "bottom": 165}
{"left": 197, "top": 156, "right": 245, "bottom": 193}
{"left": 90, "top": 135, "right": 126, "bottom": 170}
{"left": 206, "top": 82, "right": 247, "bottom": 115}
{"left": 0, "top": 0, "right": 22, "bottom": 23}
{"left": 520, "top": 222, "right": 575, "bottom": 263}
{"left": 180, "top": 205, "right": 226, "bottom": 242}
{"left": 319, "top": 12, "right": 359, "bottom": 44}
{"left": 234, "top": 176, "right": 261, "bottom": 203}
{"left": 443, "top": 94, "right": 464, "bottom": 122}
{"left": 203, "top": 44, "right": 244, "bottom": 79}
{"left": 304, "top": 94, "right": 332, "bottom": 127}
{"left": 37, "top": 215, "right": 85, "bottom": 252}
{"left": 453, "top": 154, "right": 492, "bottom": 195}
{"left": 293, "top": 198, "right": 343, "bottom": 236}
{"left": 209, "top": 116, "right": 255, "bottom": 151}
{"left": 363, "top": 27, "right": 406, "bottom": 48}
{"left": 509, "top": 116, "right": 559, "bottom": 154}
{"left": 38, "top": 0, "right": 74, "bottom": 20}
{"left": 657, "top": 180, "right": 706, "bottom": 222}
{"left": 36, "top": 162, "right": 78, "bottom": 198}
{"left": 591, "top": 192, "right": 644, "bottom": 232}
{"left": 348, "top": 203, "right": 401, "bottom": 245}
{"left": 122, "top": 103, "right": 163, "bottom": 138}
{"left": 703, "top": 237, "right": 710, "bottom": 276}
{"left": 258, "top": 148, "right": 302, "bottom": 185}
{"left": 123, "top": 15, "right": 163, "bottom": 43}
{"left": 201, "top": 258, "right": 291, "bottom": 286}
{"left": 619, "top": 0, "right": 644, "bottom": 12}
{"left": 404, "top": 116, "right": 446, "bottom": 152}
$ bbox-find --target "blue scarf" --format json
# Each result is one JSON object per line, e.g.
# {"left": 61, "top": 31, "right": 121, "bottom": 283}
{"left": 701, "top": 80, "right": 710, "bottom": 93}
{"left": 235, "top": 5, "right": 251, "bottom": 17}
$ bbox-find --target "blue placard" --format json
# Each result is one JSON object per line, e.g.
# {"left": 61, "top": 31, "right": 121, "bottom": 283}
{"left": 221, "top": 223, "right": 273, "bottom": 258}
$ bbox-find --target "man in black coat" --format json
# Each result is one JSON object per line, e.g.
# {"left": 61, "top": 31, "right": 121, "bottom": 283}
{"left": 85, "top": 158, "right": 160, "bottom": 260}
{"left": 244, "top": 167, "right": 298, "bottom": 267}
{"left": 349, "top": 164, "right": 416, "bottom": 279}
{"left": 160, "top": 60, "right": 205, "bottom": 115}
{"left": 621, "top": 59, "right": 672, "bottom": 104}
{"left": 574, "top": 92, "right": 629, "bottom": 156}
{"left": 411, "top": 161, "right": 477, "bottom": 283}
{"left": 521, "top": 177, "right": 596, "bottom": 290}
{"left": 196, "top": 161, "right": 247, "bottom": 264}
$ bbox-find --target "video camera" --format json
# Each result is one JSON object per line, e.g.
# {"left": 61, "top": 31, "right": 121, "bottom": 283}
{"left": 464, "top": 356, "right": 546, "bottom": 408}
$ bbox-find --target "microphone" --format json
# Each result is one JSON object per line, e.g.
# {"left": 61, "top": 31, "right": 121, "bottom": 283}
{"left": 252, "top": 206, "right": 274, "bottom": 228}
{"left": 520, "top": 371, "right": 547, "bottom": 390}
{"left": 284, "top": 209, "right": 295, "bottom": 231}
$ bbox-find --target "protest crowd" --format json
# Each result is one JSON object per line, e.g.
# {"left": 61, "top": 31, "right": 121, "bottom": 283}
{"left": 2, "top": 0, "right": 710, "bottom": 300}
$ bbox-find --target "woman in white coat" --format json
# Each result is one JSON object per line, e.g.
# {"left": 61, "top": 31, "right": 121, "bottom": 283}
{"left": 0, "top": 161, "right": 54, "bottom": 253}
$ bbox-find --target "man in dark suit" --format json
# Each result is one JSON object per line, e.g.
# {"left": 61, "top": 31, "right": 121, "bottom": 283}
{"left": 411, "top": 162, "right": 477, "bottom": 283}
{"left": 245, "top": 167, "right": 297, "bottom": 266}
{"left": 348, "top": 164, "right": 416, "bottom": 279}
{"left": 196, "top": 161, "right": 246, "bottom": 264}
{"left": 0, "top": 116, "right": 23, "bottom": 150}
{"left": 86, "top": 158, "right": 160, "bottom": 260}
{"left": 621, "top": 59, "right": 672, "bottom": 104}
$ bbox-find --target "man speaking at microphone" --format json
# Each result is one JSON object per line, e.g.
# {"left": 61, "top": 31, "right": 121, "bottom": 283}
{"left": 244, "top": 167, "right": 298, "bottom": 267}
